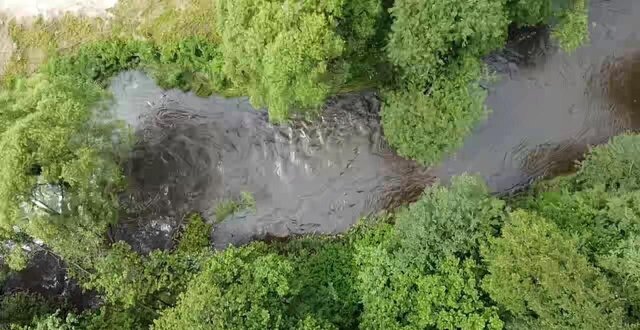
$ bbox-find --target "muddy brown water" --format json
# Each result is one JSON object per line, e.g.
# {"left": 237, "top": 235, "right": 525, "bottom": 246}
{"left": 4, "top": 0, "right": 640, "bottom": 303}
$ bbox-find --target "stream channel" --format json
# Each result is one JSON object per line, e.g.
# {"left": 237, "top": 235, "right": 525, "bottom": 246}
{"left": 4, "top": 0, "right": 640, "bottom": 304}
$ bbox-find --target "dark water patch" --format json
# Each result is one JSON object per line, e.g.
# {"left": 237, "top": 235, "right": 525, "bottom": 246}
{"left": 487, "top": 25, "right": 552, "bottom": 74}
{"left": 600, "top": 51, "right": 640, "bottom": 125}
{"left": 520, "top": 140, "right": 590, "bottom": 179}
{"left": 108, "top": 71, "right": 433, "bottom": 249}
{"left": 108, "top": 0, "right": 640, "bottom": 249}
{"left": 2, "top": 251, "right": 97, "bottom": 310}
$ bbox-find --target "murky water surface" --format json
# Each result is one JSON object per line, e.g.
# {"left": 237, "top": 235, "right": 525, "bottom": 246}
{"left": 108, "top": 0, "right": 640, "bottom": 250}
{"left": 109, "top": 72, "right": 430, "bottom": 250}
{"left": 435, "top": 0, "right": 640, "bottom": 191}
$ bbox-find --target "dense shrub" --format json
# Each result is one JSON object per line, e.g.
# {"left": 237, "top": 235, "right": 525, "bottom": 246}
{"left": 154, "top": 244, "right": 294, "bottom": 329}
{"left": 482, "top": 210, "right": 626, "bottom": 329}
{"left": 599, "top": 235, "right": 640, "bottom": 320}
{"left": 275, "top": 237, "right": 360, "bottom": 328}
{"left": 395, "top": 175, "right": 505, "bottom": 269}
{"left": 382, "top": 58, "right": 488, "bottom": 165}
{"left": 214, "top": 0, "right": 383, "bottom": 121}
{"left": 576, "top": 134, "right": 640, "bottom": 192}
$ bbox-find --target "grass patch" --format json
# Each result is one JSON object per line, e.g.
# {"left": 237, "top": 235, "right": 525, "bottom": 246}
{"left": 214, "top": 192, "right": 256, "bottom": 223}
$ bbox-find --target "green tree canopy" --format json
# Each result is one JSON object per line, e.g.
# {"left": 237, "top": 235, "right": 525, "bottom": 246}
{"left": 395, "top": 174, "right": 505, "bottom": 269}
{"left": 482, "top": 210, "right": 626, "bottom": 329}
{"left": 387, "top": 0, "right": 508, "bottom": 82}
{"left": 214, "top": 0, "right": 383, "bottom": 121}
{"left": 153, "top": 244, "right": 294, "bottom": 329}
{"left": 381, "top": 58, "right": 488, "bottom": 165}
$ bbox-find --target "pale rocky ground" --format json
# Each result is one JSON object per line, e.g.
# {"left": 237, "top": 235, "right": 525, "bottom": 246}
{"left": 0, "top": 0, "right": 117, "bottom": 19}
{"left": 0, "top": 18, "right": 13, "bottom": 76}
{"left": 0, "top": 0, "right": 118, "bottom": 75}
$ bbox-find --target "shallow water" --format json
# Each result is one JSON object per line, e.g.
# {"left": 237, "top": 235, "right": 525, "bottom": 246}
{"left": 433, "top": 0, "right": 640, "bottom": 192}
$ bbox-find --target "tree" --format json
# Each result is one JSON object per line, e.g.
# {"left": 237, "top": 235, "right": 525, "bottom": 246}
{"left": 354, "top": 221, "right": 502, "bottom": 329}
{"left": 482, "top": 210, "right": 626, "bottom": 329}
{"left": 387, "top": 0, "right": 508, "bottom": 82}
{"left": 395, "top": 174, "right": 505, "bottom": 270}
{"left": 0, "top": 73, "right": 125, "bottom": 265}
{"left": 381, "top": 57, "right": 489, "bottom": 165}
{"left": 214, "top": 0, "right": 383, "bottom": 122}
{"left": 153, "top": 244, "right": 294, "bottom": 329}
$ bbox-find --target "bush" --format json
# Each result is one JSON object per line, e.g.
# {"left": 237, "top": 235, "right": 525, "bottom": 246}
{"left": 482, "top": 210, "right": 626, "bottom": 329}
{"left": 276, "top": 237, "right": 360, "bottom": 328}
{"left": 85, "top": 241, "right": 209, "bottom": 317}
{"left": 395, "top": 175, "right": 505, "bottom": 270}
{"left": 176, "top": 214, "right": 212, "bottom": 254}
{"left": 382, "top": 58, "right": 488, "bottom": 165}
{"left": 353, "top": 219, "right": 502, "bottom": 329}
{"left": 576, "top": 134, "right": 640, "bottom": 192}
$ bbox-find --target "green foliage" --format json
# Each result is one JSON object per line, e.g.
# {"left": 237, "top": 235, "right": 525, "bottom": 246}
{"left": 44, "top": 40, "right": 147, "bottom": 85}
{"left": 6, "top": 246, "right": 29, "bottom": 271}
{"left": 0, "top": 292, "right": 54, "bottom": 327}
{"left": 599, "top": 235, "right": 640, "bottom": 320}
{"left": 552, "top": 0, "right": 589, "bottom": 51}
{"left": 0, "top": 72, "right": 124, "bottom": 264}
{"left": 84, "top": 242, "right": 148, "bottom": 309}
{"left": 214, "top": 0, "right": 384, "bottom": 121}
{"left": 354, "top": 221, "right": 502, "bottom": 329}
{"left": 85, "top": 241, "right": 208, "bottom": 315}
{"left": 506, "top": 0, "right": 589, "bottom": 52}
{"left": 154, "top": 244, "right": 294, "bottom": 329}
{"left": 273, "top": 236, "right": 360, "bottom": 328}
{"left": 387, "top": 0, "right": 507, "bottom": 82}
{"left": 395, "top": 175, "right": 505, "bottom": 269}
{"left": 381, "top": 58, "right": 488, "bottom": 165}
{"left": 505, "top": 0, "right": 555, "bottom": 26}
{"left": 482, "top": 210, "right": 626, "bottom": 329}
{"left": 214, "top": 0, "right": 346, "bottom": 122}
{"left": 176, "top": 214, "right": 212, "bottom": 254}
{"left": 576, "top": 134, "right": 640, "bottom": 192}
{"left": 146, "top": 38, "right": 229, "bottom": 96}
{"left": 18, "top": 312, "right": 83, "bottom": 330}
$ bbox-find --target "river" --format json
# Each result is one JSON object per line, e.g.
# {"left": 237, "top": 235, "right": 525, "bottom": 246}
{"left": 4, "top": 0, "right": 640, "bottom": 303}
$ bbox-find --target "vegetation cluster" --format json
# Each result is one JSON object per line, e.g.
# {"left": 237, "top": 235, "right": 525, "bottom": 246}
{"left": 0, "top": 0, "right": 606, "bottom": 329}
